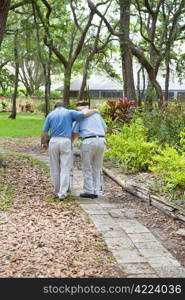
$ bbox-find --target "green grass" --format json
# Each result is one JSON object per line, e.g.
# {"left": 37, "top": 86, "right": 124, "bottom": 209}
{"left": 0, "top": 112, "right": 45, "bottom": 137}
{"left": 0, "top": 184, "right": 16, "bottom": 211}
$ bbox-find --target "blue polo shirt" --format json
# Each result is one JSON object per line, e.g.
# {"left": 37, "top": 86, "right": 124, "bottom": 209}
{"left": 72, "top": 113, "right": 106, "bottom": 138}
{"left": 43, "top": 107, "right": 84, "bottom": 137}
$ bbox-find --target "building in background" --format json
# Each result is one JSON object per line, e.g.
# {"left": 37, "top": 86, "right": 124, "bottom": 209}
{"left": 55, "top": 74, "right": 185, "bottom": 101}
{"left": 55, "top": 75, "right": 123, "bottom": 99}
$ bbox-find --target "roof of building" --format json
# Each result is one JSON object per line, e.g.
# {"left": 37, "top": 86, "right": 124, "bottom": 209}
{"left": 55, "top": 75, "right": 123, "bottom": 91}
{"left": 54, "top": 74, "right": 185, "bottom": 92}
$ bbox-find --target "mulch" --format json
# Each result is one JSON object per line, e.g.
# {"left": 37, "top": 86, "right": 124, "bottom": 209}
{"left": 0, "top": 154, "right": 124, "bottom": 278}
{"left": 0, "top": 136, "right": 185, "bottom": 276}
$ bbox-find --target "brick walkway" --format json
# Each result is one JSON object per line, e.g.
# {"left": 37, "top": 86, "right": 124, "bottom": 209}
{"left": 2, "top": 149, "right": 185, "bottom": 278}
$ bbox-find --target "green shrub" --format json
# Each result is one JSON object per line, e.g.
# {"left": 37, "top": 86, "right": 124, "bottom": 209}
{"left": 68, "top": 102, "right": 77, "bottom": 110}
{"left": 105, "top": 118, "right": 159, "bottom": 173}
{"left": 3, "top": 88, "right": 14, "bottom": 97}
{"left": 36, "top": 102, "right": 51, "bottom": 113}
{"left": 137, "top": 106, "right": 185, "bottom": 146}
{"left": 34, "top": 89, "right": 44, "bottom": 99}
{"left": 50, "top": 90, "right": 61, "bottom": 99}
{"left": 179, "top": 127, "right": 185, "bottom": 152}
{"left": 149, "top": 145, "right": 185, "bottom": 189}
{"left": 1, "top": 101, "right": 8, "bottom": 110}
{"left": 18, "top": 87, "right": 28, "bottom": 97}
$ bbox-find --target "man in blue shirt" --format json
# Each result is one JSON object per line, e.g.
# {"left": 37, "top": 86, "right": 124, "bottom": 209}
{"left": 72, "top": 105, "right": 107, "bottom": 199}
{"left": 41, "top": 102, "right": 98, "bottom": 200}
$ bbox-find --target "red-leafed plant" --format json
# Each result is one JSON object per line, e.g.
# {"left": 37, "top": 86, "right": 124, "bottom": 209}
{"left": 105, "top": 97, "right": 136, "bottom": 121}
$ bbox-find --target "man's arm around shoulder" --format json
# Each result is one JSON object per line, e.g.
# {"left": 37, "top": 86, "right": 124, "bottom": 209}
{"left": 83, "top": 109, "right": 99, "bottom": 118}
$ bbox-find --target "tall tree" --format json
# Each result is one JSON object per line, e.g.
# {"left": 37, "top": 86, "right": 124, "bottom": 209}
{"left": 88, "top": 0, "right": 185, "bottom": 108}
{"left": 0, "top": 0, "right": 11, "bottom": 47}
{"left": 87, "top": 0, "right": 137, "bottom": 102}
{"left": 32, "top": 0, "right": 51, "bottom": 116}
{"left": 0, "top": 1, "right": 32, "bottom": 47}
{"left": 33, "top": 0, "right": 96, "bottom": 107}
{"left": 78, "top": 5, "right": 112, "bottom": 101}
{"left": 133, "top": 0, "right": 185, "bottom": 106}
{"left": 9, "top": 29, "right": 19, "bottom": 119}
{"left": 119, "top": 0, "right": 136, "bottom": 101}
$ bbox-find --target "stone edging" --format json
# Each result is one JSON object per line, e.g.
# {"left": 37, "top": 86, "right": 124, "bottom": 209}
{"left": 103, "top": 167, "right": 185, "bottom": 223}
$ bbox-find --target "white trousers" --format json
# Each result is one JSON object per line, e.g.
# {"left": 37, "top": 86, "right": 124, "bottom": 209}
{"left": 49, "top": 137, "right": 72, "bottom": 198}
{"left": 81, "top": 137, "right": 106, "bottom": 195}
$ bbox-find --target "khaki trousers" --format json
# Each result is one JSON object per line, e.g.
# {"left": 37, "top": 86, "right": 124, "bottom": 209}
{"left": 49, "top": 137, "right": 72, "bottom": 198}
{"left": 81, "top": 137, "right": 106, "bottom": 195}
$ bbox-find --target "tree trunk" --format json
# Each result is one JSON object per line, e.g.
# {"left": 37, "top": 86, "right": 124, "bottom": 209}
{"left": 145, "top": 81, "right": 154, "bottom": 109}
{"left": 0, "top": 0, "right": 11, "bottom": 47}
{"left": 63, "top": 65, "right": 72, "bottom": 108}
{"left": 164, "top": 51, "right": 170, "bottom": 103}
{"left": 130, "top": 42, "right": 164, "bottom": 108}
{"left": 9, "top": 30, "right": 19, "bottom": 119}
{"left": 136, "top": 67, "right": 143, "bottom": 107}
{"left": 43, "top": 48, "right": 51, "bottom": 117}
{"left": 78, "top": 58, "right": 90, "bottom": 101}
{"left": 119, "top": 0, "right": 136, "bottom": 102}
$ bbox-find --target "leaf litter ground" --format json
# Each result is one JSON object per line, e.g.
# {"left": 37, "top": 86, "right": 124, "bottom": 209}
{"left": 0, "top": 136, "right": 185, "bottom": 277}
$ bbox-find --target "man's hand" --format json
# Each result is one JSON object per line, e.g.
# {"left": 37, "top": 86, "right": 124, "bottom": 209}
{"left": 71, "top": 133, "right": 79, "bottom": 143}
{"left": 84, "top": 108, "right": 99, "bottom": 118}
{"left": 42, "top": 143, "right": 48, "bottom": 150}
{"left": 41, "top": 131, "right": 50, "bottom": 144}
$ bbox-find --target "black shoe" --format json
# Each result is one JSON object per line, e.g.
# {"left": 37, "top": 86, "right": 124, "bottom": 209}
{"left": 80, "top": 193, "right": 98, "bottom": 199}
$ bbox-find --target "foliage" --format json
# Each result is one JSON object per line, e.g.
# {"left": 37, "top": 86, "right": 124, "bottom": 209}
{"left": 34, "top": 89, "right": 45, "bottom": 99}
{"left": 0, "top": 69, "right": 15, "bottom": 94}
{"left": 34, "top": 102, "right": 46, "bottom": 113}
{"left": 149, "top": 145, "right": 185, "bottom": 190}
{"left": 1, "top": 101, "right": 8, "bottom": 110}
{"left": 103, "top": 116, "right": 123, "bottom": 135}
{"left": 100, "top": 98, "right": 136, "bottom": 134}
{"left": 0, "top": 88, "right": 14, "bottom": 98}
{"left": 50, "top": 90, "right": 61, "bottom": 99}
{"left": 18, "top": 87, "right": 28, "bottom": 97}
{"left": 105, "top": 118, "right": 159, "bottom": 173}
{"left": 179, "top": 127, "right": 185, "bottom": 152}
{"left": 136, "top": 106, "right": 185, "bottom": 146}
{"left": 102, "top": 98, "right": 136, "bottom": 121}
{"left": 68, "top": 102, "right": 77, "bottom": 110}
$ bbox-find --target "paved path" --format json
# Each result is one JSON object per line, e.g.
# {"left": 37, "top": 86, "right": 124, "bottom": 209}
{"left": 2, "top": 149, "right": 185, "bottom": 278}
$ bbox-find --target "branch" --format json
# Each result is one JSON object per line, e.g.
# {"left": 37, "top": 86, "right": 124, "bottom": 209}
{"left": 155, "top": 0, "right": 165, "bottom": 15}
{"left": 50, "top": 44, "right": 68, "bottom": 68}
{"left": 32, "top": 0, "right": 67, "bottom": 67}
{"left": 70, "top": 0, "right": 82, "bottom": 32}
{"left": 130, "top": 40, "right": 154, "bottom": 75}
{"left": 179, "top": 24, "right": 185, "bottom": 32}
{"left": 169, "top": 1, "right": 185, "bottom": 41}
{"left": 9, "top": 0, "right": 31, "bottom": 10}
{"left": 38, "top": 0, "right": 67, "bottom": 66}
{"left": 93, "top": 0, "right": 112, "bottom": 51}
{"left": 96, "top": 0, "right": 112, "bottom": 7}
{"left": 135, "top": 0, "right": 160, "bottom": 55}
{"left": 13, "top": 10, "right": 32, "bottom": 15}
{"left": 87, "top": 0, "right": 120, "bottom": 37}
{"left": 144, "top": 0, "right": 155, "bottom": 16}
{"left": 0, "top": 60, "right": 10, "bottom": 69}
{"left": 41, "top": 0, "right": 52, "bottom": 20}
{"left": 71, "top": 10, "right": 94, "bottom": 64}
